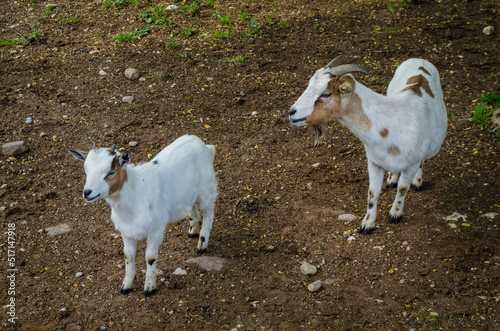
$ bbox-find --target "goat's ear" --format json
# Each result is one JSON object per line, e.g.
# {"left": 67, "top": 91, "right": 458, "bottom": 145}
{"left": 119, "top": 151, "right": 131, "bottom": 167}
{"left": 339, "top": 81, "right": 353, "bottom": 94}
{"left": 68, "top": 148, "right": 87, "bottom": 162}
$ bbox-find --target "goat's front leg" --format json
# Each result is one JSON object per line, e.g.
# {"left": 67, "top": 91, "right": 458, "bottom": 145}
{"left": 144, "top": 232, "right": 163, "bottom": 296}
{"left": 386, "top": 172, "right": 400, "bottom": 188}
{"left": 389, "top": 163, "right": 420, "bottom": 223}
{"left": 120, "top": 235, "right": 137, "bottom": 294}
{"left": 359, "top": 160, "right": 384, "bottom": 235}
{"left": 410, "top": 161, "right": 424, "bottom": 191}
{"left": 187, "top": 204, "right": 202, "bottom": 238}
{"left": 197, "top": 202, "right": 215, "bottom": 253}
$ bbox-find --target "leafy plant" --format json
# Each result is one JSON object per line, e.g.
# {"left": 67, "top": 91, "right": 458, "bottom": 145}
{"left": 206, "top": 30, "right": 231, "bottom": 39}
{"left": 218, "top": 15, "right": 232, "bottom": 25}
{"left": 238, "top": 13, "right": 249, "bottom": 21}
{"left": 115, "top": 28, "right": 150, "bottom": 42}
{"left": 167, "top": 37, "right": 180, "bottom": 48}
{"left": 62, "top": 16, "right": 81, "bottom": 24}
{"left": 140, "top": 5, "right": 170, "bottom": 25}
{"left": 0, "top": 36, "right": 26, "bottom": 47}
{"left": 414, "top": 307, "right": 444, "bottom": 330}
{"left": 471, "top": 91, "right": 500, "bottom": 132}
{"left": 246, "top": 18, "right": 260, "bottom": 35}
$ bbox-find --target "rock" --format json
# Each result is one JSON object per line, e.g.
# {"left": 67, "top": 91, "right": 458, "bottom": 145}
{"left": 338, "top": 214, "right": 357, "bottom": 222}
{"left": 492, "top": 109, "right": 500, "bottom": 128}
{"left": 45, "top": 223, "right": 71, "bottom": 236}
{"left": 100, "top": 326, "right": 107, "bottom": 331}
{"left": 99, "top": 70, "right": 107, "bottom": 76}
{"left": 124, "top": 68, "right": 140, "bottom": 80}
{"left": 166, "top": 5, "right": 178, "bottom": 10}
{"left": 128, "top": 141, "right": 138, "bottom": 147}
{"left": 311, "top": 162, "right": 320, "bottom": 168}
{"left": 482, "top": 212, "right": 498, "bottom": 219}
{"left": 186, "top": 256, "right": 225, "bottom": 272}
{"left": 444, "top": 212, "right": 467, "bottom": 222}
{"left": 307, "top": 280, "right": 322, "bottom": 292}
{"left": 46, "top": 3, "right": 58, "bottom": 8}
{"left": 40, "top": 132, "right": 47, "bottom": 137}
{"left": 347, "top": 236, "right": 356, "bottom": 242}
{"left": 25, "top": 117, "right": 33, "bottom": 124}
{"left": 122, "top": 96, "right": 135, "bottom": 103}
{"left": 75, "top": 272, "right": 83, "bottom": 278}
{"left": 173, "top": 268, "right": 187, "bottom": 275}
{"left": 2, "top": 141, "right": 29, "bottom": 156}
{"left": 448, "top": 223, "right": 457, "bottom": 229}
{"left": 139, "top": 77, "right": 146, "bottom": 81}
{"left": 483, "top": 26, "right": 494, "bottom": 36}
{"left": 300, "top": 261, "right": 317, "bottom": 276}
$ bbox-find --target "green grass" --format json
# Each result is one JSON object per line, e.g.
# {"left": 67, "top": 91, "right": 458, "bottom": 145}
{"left": 218, "top": 15, "right": 232, "bottom": 25}
{"left": 115, "top": 28, "right": 150, "bottom": 42}
{"left": 140, "top": 5, "right": 171, "bottom": 25}
{"left": 206, "top": 30, "right": 232, "bottom": 39}
{"left": 207, "top": 54, "right": 247, "bottom": 66}
{"left": 238, "top": 13, "right": 249, "bottom": 21}
{"left": 167, "top": 37, "right": 180, "bottom": 49}
{"left": 246, "top": 18, "right": 261, "bottom": 35}
{"left": 413, "top": 306, "right": 444, "bottom": 330}
{"left": 471, "top": 91, "right": 500, "bottom": 132}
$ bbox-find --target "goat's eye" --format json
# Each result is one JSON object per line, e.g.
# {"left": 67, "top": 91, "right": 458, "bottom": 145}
{"left": 320, "top": 93, "right": 331, "bottom": 98}
{"left": 105, "top": 171, "right": 115, "bottom": 179}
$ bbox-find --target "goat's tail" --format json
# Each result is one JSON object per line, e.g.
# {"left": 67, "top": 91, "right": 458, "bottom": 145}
{"left": 206, "top": 145, "right": 216, "bottom": 159}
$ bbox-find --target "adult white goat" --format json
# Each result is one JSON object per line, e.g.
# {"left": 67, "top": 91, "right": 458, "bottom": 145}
{"left": 289, "top": 55, "right": 447, "bottom": 234}
{"left": 68, "top": 135, "right": 218, "bottom": 296}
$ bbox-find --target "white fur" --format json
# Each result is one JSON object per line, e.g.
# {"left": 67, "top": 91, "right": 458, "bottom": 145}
{"left": 69, "top": 135, "right": 218, "bottom": 295}
{"left": 289, "top": 58, "right": 447, "bottom": 234}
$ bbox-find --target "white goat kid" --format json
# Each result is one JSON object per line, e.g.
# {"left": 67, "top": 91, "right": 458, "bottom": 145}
{"left": 289, "top": 55, "right": 447, "bottom": 234}
{"left": 68, "top": 135, "right": 218, "bottom": 296}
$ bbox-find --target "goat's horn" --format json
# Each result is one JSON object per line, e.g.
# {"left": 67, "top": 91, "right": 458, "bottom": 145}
{"left": 110, "top": 144, "right": 116, "bottom": 153}
{"left": 325, "top": 55, "right": 347, "bottom": 69}
{"left": 328, "top": 64, "right": 369, "bottom": 77}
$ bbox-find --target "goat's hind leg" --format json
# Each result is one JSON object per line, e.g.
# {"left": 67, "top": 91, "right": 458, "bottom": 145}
{"left": 196, "top": 200, "right": 215, "bottom": 254}
{"left": 389, "top": 163, "right": 420, "bottom": 224}
{"left": 120, "top": 236, "right": 137, "bottom": 294}
{"left": 188, "top": 204, "right": 202, "bottom": 238}
{"left": 410, "top": 161, "right": 424, "bottom": 191}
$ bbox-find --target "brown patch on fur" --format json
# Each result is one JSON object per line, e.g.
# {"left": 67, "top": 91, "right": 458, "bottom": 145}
{"left": 388, "top": 145, "right": 401, "bottom": 156}
{"left": 106, "top": 157, "right": 128, "bottom": 195}
{"left": 379, "top": 128, "right": 389, "bottom": 138}
{"left": 307, "top": 76, "right": 371, "bottom": 132}
{"left": 418, "top": 66, "right": 431, "bottom": 76}
{"left": 398, "top": 187, "right": 408, "bottom": 196}
{"left": 401, "top": 74, "right": 435, "bottom": 98}
{"left": 368, "top": 189, "right": 374, "bottom": 200}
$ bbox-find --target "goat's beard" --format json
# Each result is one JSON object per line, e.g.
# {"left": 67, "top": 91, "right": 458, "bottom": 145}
{"left": 313, "top": 125, "right": 324, "bottom": 147}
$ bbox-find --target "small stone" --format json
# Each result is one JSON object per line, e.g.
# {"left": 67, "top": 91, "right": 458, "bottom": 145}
{"left": 483, "top": 26, "right": 494, "bottom": 36}
{"left": 40, "top": 132, "right": 47, "bottom": 137}
{"left": 122, "top": 96, "right": 135, "bottom": 103}
{"left": 139, "top": 77, "right": 146, "bottom": 81}
{"left": 46, "top": 3, "right": 58, "bottom": 8}
{"left": 448, "top": 223, "right": 457, "bottom": 229}
{"left": 1, "top": 184, "right": 6, "bottom": 189}
{"left": 100, "top": 326, "right": 107, "bottom": 331}
{"left": 128, "top": 141, "right": 138, "bottom": 147}
{"left": 45, "top": 223, "right": 71, "bottom": 236}
{"left": 251, "top": 111, "right": 259, "bottom": 116}
{"left": 311, "top": 162, "right": 320, "bottom": 168}
{"left": 338, "top": 214, "right": 357, "bottom": 222}
{"left": 300, "top": 261, "right": 317, "bottom": 276}
{"left": 186, "top": 256, "right": 225, "bottom": 272}
{"left": 307, "top": 280, "right": 322, "bottom": 292}
{"left": 124, "top": 68, "right": 140, "bottom": 80}
{"left": 166, "top": 5, "right": 178, "bottom": 10}
{"left": 444, "top": 212, "right": 467, "bottom": 222}
{"left": 173, "top": 268, "right": 187, "bottom": 275}
{"left": 2, "top": 141, "right": 29, "bottom": 156}
{"left": 25, "top": 117, "right": 33, "bottom": 124}
{"left": 75, "top": 272, "right": 83, "bottom": 278}
{"left": 99, "top": 70, "right": 107, "bottom": 76}
{"left": 492, "top": 109, "right": 500, "bottom": 128}
{"left": 347, "top": 236, "right": 356, "bottom": 242}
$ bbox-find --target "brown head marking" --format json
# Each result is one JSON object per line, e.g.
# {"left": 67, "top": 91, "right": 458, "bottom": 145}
{"left": 106, "top": 156, "right": 128, "bottom": 195}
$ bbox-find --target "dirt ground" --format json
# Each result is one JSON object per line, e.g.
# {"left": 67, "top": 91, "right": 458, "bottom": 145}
{"left": 1, "top": 0, "right": 499, "bottom": 330}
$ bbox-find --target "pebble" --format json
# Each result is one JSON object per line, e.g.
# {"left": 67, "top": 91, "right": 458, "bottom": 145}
{"left": 307, "top": 280, "right": 322, "bottom": 292}
{"left": 444, "top": 212, "right": 467, "bottom": 222}
{"left": 46, "top": 3, "right": 58, "bottom": 8}
{"left": 45, "top": 223, "right": 71, "bottom": 236}
{"left": 311, "top": 162, "right": 320, "bottom": 167}
{"left": 99, "top": 70, "right": 107, "bottom": 76}
{"left": 2, "top": 141, "right": 29, "bottom": 156}
{"left": 483, "top": 26, "right": 494, "bottom": 36}
{"left": 25, "top": 117, "right": 33, "bottom": 124}
{"left": 124, "top": 68, "right": 140, "bottom": 80}
{"left": 338, "top": 214, "right": 357, "bottom": 222}
{"left": 40, "top": 132, "right": 47, "bottom": 137}
{"left": 139, "top": 77, "right": 146, "bottom": 81}
{"left": 492, "top": 109, "right": 500, "bottom": 127}
{"left": 75, "top": 272, "right": 83, "bottom": 278}
{"left": 122, "top": 96, "right": 135, "bottom": 103}
{"left": 173, "top": 268, "right": 187, "bottom": 275}
{"left": 128, "top": 141, "right": 138, "bottom": 147}
{"left": 300, "top": 261, "right": 317, "bottom": 276}
{"left": 166, "top": 5, "right": 178, "bottom": 10}
{"left": 448, "top": 223, "right": 457, "bottom": 229}
{"left": 100, "top": 326, "right": 107, "bottom": 331}
{"left": 251, "top": 111, "right": 259, "bottom": 116}
{"left": 186, "top": 256, "right": 225, "bottom": 272}
{"left": 347, "top": 236, "right": 356, "bottom": 242}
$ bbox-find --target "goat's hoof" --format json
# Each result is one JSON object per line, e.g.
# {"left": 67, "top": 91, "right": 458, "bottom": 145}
{"left": 120, "top": 287, "right": 133, "bottom": 295}
{"left": 411, "top": 184, "right": 422, "bottom": 191}
{"left": 144, "top": 289, "right": 157, "bottom": 297}
{"left": 188, "top": 233, "right": 199, "bottom": 238}
{"left": 196, "top": 248, "right": 207, "bottom": 254}
{"left": 358, "top": 227, "right": 373, "bottom": 235}
{"left": 386, "top": 183, "right": 398, "bottom": 189}
{"left": 389, "top": 215, "right": 402, "bottom": 224}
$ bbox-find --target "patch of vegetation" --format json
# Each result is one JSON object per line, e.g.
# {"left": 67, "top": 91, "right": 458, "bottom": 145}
{"left": 413, "top": 307, "right": 444, "bottom": 330}
{"left": 62, "top": 16, "right": 81, "bottom": 24}
{"left": 238, "top": 13, "right": 249, "bottom": 21}
{"left": 29, "top": 30, "right": 40, "bottom": 39}
{"left": 0, "top": 36, "right": 26, "bottom": 47}
{"left": 25, "top": 0, "right": 37, "bottom": 3}
{"left": 140, "top": 5, "right": 171, "bottom": 25}
{"left": 167, "top": 37, "right": 180, "bottom": 49}
{"left": 246, "top": 18, "right": 261, "bottom": 35}
{"left": 217, "top": 14, "right": 232, "bottom": 25}
{"left": 207, "top": 54, "right": 247, "bottom": 66}
{"left": 115, "top": 28, "right": 150, "bottom": 43}
{"left": 388, "top": 0, "right": 409, "bottom": 14}
{"left": 471, "top": 91, "right": 500, "bottom": 133}
{"left": 206, "top": 30, "right": 232, "bottom": 39}
{"left": 45, "top": 5, "right": 56, "bottom": 15}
